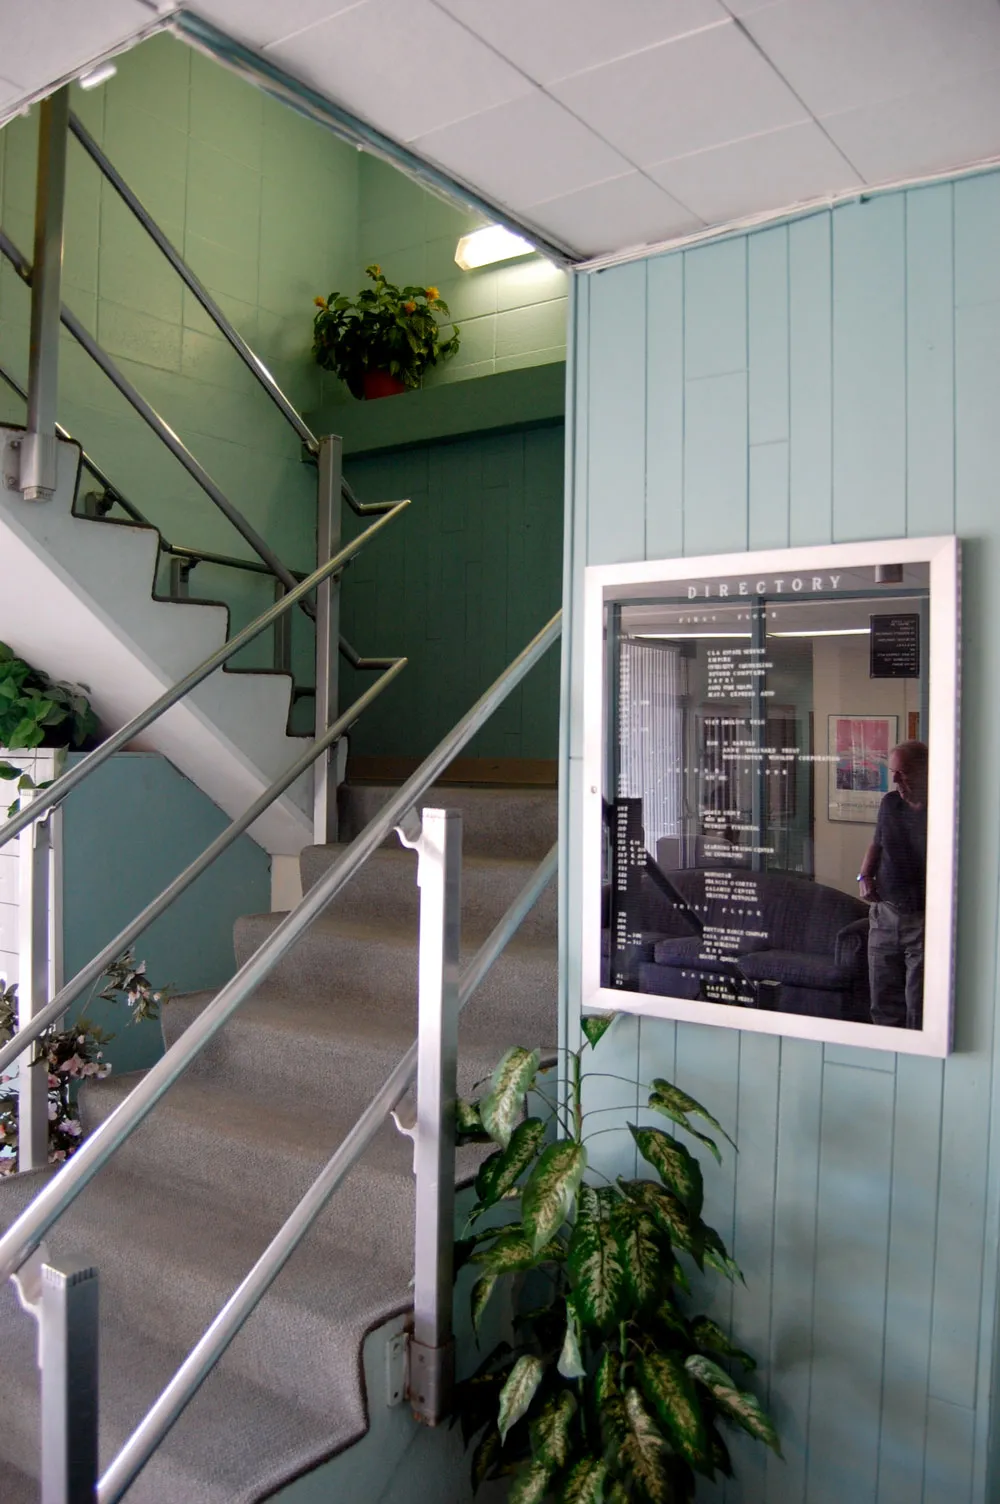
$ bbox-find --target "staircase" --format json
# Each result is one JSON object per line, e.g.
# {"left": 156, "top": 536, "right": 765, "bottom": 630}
{"left": 0, "top": 781, "right": 557, "bottom": 1502}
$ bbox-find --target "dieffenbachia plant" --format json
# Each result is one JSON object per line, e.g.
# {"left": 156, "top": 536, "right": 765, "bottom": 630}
{"left": 452, "top": 1014, "right": 781, "bottom": 1503}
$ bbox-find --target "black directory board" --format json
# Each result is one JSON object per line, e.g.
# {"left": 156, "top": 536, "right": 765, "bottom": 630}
{"left": 870, "top": 613, "right": 920, "bottom": 678}
{"left": 609, "top": 797, "right": 646, "bottom": 989}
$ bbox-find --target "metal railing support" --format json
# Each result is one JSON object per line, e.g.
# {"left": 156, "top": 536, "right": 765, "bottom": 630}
{"left": 314, "top": 435, "right": 342, "bottom": 843}
{"left": 22, "top": 87, "right": 69, "bottom": 501}
{"left": 17, "top": 803, "right": 52, "bottom": 1172}
{"left": 40, "top": 1260, "right": 100, "bottom": 1504}
{"left": 273, "top": 580, "right": 292, "bottom": 673}
{"left": 398, "top": 809, "right": 462, "bottom": 1424}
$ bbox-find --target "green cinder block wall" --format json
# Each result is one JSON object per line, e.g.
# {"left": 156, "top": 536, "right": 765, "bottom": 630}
{"left": 561, "top": 171, "right": 1000, "bottom": 1502}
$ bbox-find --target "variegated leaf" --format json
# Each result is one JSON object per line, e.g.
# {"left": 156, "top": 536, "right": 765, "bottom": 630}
{"left": 581, "top": 1012, "right": 617, "bottom": 1049}
{"left": 456, "top": 1096, "right": 492, "bottom": 1144}
{"left": 475, "top": 1117, "right": 546, "bottom": 1211}
{"left": 480, "top": 1047, "right": 541, "bottom": 1149}
{"left": 509, "top": 1460, "right": 554, "bottom": 1504}
{"left": 610, "top": 1197, "right": 663, "bottom": 1310}
{"left": 567, "top": 1185, "right": 625, "bottom": 1330}
{"left": 559, "top": 1455, "right": 608, "bottom": 1504}
{"left": 605, "top": 1483, "right": 630, "bottom": 1504}
{"left": 653, "top": 1296, "right": 691, "bottom": 1346}
{"left": 702, "top": 1226, "right": 744, "bottom": 1284}
{"left": 638, "top": 1351, "right": 710, "bottom": 1472}
{"left": 498, "top": 1354, "right": 546, "bottom": 1443}
{"left": 648, "top": 1093, "right": 722, "bottom": 1164}
{"left": 648, "top": 1079, "right": 735, "bottom": 1148}
{"left": 523, "top": 1139, "right": 587, "bottom": 1253}
{"left": 629, "top": 1125, "right": 704, "bottom": 1215}
{"left": 531, "top": 1388, "right": 577, "bottom": 1470}
{"left": 710, "top": 1425, "right": 734, "bottom": 1478}
{"left": 557, "top": 1300, "right": 586, "bottom": 1380}
{"left": 690, "top": 1315, "right": 756, "bottom": 1371}
{"left": 685, "top": 1355, "right": 782, "bottom": 1456}
{"left": 471, "top": 1228, "right": 565, "bottom": 1274}
{"left": 471, "top": 1426, "right": 501, "bottom": 1488}
{"left": 622, "top": 1386, "right": 673, "bottom": 1504}
{"left": 471, "top": 1273, "right": 497, "bottom": 1336}
{"left": 622, "top": 1179, "right": 703, "bottom": 1266}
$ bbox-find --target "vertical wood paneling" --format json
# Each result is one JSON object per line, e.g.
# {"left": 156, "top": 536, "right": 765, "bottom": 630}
{"left": 831, "top": 196, "right": 907, "bottom": 541}
{"left": 905, "top": 184, "right": 955, "bottom": 537}
{"left": 645, "top": 254, "right": 684, "bottom": 559}
{"left": 807, "top": 1063, "right": 894, "bottom": 1504}
{"left": 567, "top": 169, "right": 1000, "bottom": 1504}
{"left": 587, "top": 262, "right": 646, "bottom": 564}
{"left": 580, "top": 1013, "right": 641, "bottom": 1185}
{"left": 788, "top": 214, "right": 832, "bottom": 545}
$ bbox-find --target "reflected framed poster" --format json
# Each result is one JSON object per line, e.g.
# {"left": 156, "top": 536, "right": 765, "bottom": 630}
{"left": 581, "top": 536, "right": 960, "bottom": 1058}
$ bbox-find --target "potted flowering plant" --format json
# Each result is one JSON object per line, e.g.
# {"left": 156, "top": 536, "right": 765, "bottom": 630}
{"left": 312, "top": 264, "right": 460, "bottom": 399}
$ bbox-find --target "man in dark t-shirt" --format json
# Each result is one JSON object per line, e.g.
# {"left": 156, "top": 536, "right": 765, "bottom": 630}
{"left": 857, "top": 741, "right": 928, "bottom": 1029}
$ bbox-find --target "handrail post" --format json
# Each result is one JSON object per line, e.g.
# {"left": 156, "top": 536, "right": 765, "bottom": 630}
{"left": 402, "top": 807, "right": 462, "bottom": 1425}
{"left": 22, "top": 86, "right": 69, "bottom": 501}
{"left": 18, "top": 799, "right": 52, "bottom": 1172}
{"left": 40, "top": 1259, "right": 100, "bottom": 1503}
{"left": 313, "top": 435, "right": 342, "bottom": 842}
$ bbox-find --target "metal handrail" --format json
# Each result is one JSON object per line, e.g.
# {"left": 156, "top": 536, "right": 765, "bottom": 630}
{"left": 67, "top": 112, "right": 319, "bottom": 457}
{"left": 0, "top": 607, "right": 561, "bottom": 1285}
{"left": 0, "top": 659, "right": 407, "bottom": 1080}
{"left": 99, "top": 840, "right": 557, "bottom": 1503}
{"left": 0, "top": 227, "right": 307, "bottom": 606}
{"left": 0, "top": 498, "right": 409, "bottom": 851}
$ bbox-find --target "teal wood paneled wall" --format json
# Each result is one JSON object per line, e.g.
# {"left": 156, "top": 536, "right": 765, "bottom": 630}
{"left": 560, "top": 173, "right": 1000, "bottom": 1502}
{"left": 341, "top": 423, "right": 564, "bottom": 760}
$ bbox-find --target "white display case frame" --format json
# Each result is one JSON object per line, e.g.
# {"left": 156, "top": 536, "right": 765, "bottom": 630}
{"left": 581, "top": 536, "right": 961, "bottom": 1058}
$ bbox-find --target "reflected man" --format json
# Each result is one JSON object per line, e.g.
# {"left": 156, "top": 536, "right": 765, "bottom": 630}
{"left": 857, "top": 741, "right": 928, "bottom": 1029}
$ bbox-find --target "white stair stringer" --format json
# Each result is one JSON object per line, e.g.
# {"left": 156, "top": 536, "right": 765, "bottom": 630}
{"left": 0, "top": 428, "right": 313, "bottom": 855}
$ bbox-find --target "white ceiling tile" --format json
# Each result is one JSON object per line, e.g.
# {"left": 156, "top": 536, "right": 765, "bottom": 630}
{"left": 822, "top": 66, "right": 1000, "bottom": 184}
{"left": 431, "top": 0, "right": 728, "bottom": 86}
{"left": 0, "top": 0, "right": 151, "bottom": 97}
{"left": 723, "top": 0, "right": 792, "bottom": 13}
{"left": 525, "top": 172, "right": 703, "bottom": 257}
{"left": 0, "top": 75, "right": 26, "bottom": 108}
{"left": 412, "top": 90, "right": 634, "bottom": 210}
{"left": 550, "top": 19, "right": 808, "bottom": 166}
{"left": 650, "top": 120, "right": 862, "bottom": 222}
{"left": 188, "top": 0, "right": 363, "bottom": 50}
{"left": 745, "top": 0, "right": 1000, "bottom": 120}
{"left": 267, "top": 0, "right": 533, "bottom": 142}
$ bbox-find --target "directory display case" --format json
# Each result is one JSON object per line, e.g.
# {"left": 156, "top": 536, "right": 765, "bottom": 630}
{"left": 581, "top": 537, "right": 960, "bottom": 1056}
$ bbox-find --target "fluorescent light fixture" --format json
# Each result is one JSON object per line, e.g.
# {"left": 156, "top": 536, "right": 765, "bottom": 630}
{"left": 455, "top": 225, "right": 535, "bottom": 270}
{"left": 79, "top": 62, "right": 117, "bottom": 89}
{"left": 769, "top": 627, "right": 871, "bottom": 638}
{"left": 636, "top": 632, "right": 751, "bottom": 640}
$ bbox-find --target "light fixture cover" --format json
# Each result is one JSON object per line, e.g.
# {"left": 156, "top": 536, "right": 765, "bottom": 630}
{"left": 79, "top": 61, "right": 117, "bottom": 90}
{"left": 455, "top": 225, "right": 535, "bottom": 270}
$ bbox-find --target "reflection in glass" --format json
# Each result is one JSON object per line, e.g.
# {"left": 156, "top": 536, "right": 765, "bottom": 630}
{"left": 602, "top": 566, "right": 930, "bottom": 1030}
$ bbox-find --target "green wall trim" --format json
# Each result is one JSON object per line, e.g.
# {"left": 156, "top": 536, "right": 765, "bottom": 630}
{"left": 311, "top": 361, "right": 566, "bottom": 457}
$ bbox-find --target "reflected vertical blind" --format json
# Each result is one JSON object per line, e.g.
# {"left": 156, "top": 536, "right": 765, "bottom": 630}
{"left": 617, "top": 639, "right": 684, "bottom": 849}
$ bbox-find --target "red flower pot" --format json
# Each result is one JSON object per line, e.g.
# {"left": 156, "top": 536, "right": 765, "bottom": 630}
{"left": 362, "top": 370, "right": 407, "bottom": 400}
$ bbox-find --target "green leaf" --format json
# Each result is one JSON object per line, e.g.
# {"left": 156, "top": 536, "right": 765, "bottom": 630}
{"left": 470, "top": 1273, "right": 497, "bottom": 1335}
{"left": 648, "top": 1079, "right": 735, "bottom": 1149}
{"left": 471, "top": 1227, "right": 565, "bottom": 1274}
{"left": 710, "top": 1426, "right": 734, "bottom": 1478}
{"left": 622, "top": 1386, "right": 674, "bottom": 1504}
{"left": 557, "top": 1299, "right": 586, "bottom": 1379}
{"left": 0, "top": 761, "right": 21, "bottom": 781}
{"left": 480, "top": 1047, "right": 541, "bottom": 1149}
{"left": 523, "top": 1139, "right": 587, "bottom": 1253}
{"left": 622, "top": 1179, "right": 703, "bottom": 1267}
{"left": 595, "top": 1348, "right": 629, "bottom": 1453}
{"left": 530, "top": 1388, "right": 576, "bottom": 1469}
{"left": 559, "top": 1456, "right": 608, "bottom": 1504}
{"left": 498, "top": 1354, "right": 546, "bottom": 1443}
{"left": 702, "top": 1227, "right": 744, "bottom": 1284}
{"left": 629, "top": 1125, "right": 704, "bottom": 1215}
{"left": 685, "top": 1355, "right": 782, "bottom": 1457}
{"left": 509, "top": 1461, "right": 554, "bottom": 1504}
{"left": 456, "top": 1096, "right": 492, "bottom": 1144}
{"left": 637, "top": 1351, "right": 710, "bottom": 1472}
{"left": 472, "top": 1426, "right": 502, "bottom": 1488}
{"left": 475, "top": 1117, "right": 546, "bottom": 1210}
{"left": 648, "top": 1095, "right": 722, "bottom": 1163}
{"left": 581, "top": 1012, "right": 616, "bottom": 1049}
{"left": 567, "top": 1185, "right": 625, "bottom": 1330}
{"left": 7, "top": 719, "right": 44, "bottom": 750}
{"left": 690, "top": 1316, "right": 756, "bottom": 1372}
{"left": 610, "top": 1197, "right": 663, "bottom": 1310}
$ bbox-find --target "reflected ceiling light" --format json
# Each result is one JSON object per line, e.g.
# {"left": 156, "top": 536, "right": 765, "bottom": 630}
{"left": 636, "top": 632, "right": 751, "bottom": 640}
{"left": 769, "top": 628, "right": 871, "bottom": 638}
{"left": 79, "top": 62, "right": 117, "bottom": 89}
{"left": 455, "top": 225, "right": 535, "bottom": 270}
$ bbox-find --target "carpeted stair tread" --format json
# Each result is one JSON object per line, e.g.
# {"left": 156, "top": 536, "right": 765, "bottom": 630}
{"left": 0, "top": 1281, "right": 367, "bottom": 1504}
{"left": 339, "top": 783, "right": 557, "bottom": 861}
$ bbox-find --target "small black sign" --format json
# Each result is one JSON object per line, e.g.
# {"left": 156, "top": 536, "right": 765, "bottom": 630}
{"left": 609, "top": 797, "right": 646, "bottom": 989}
{"left": 870, "top": 613, "right": 920, "bottom": 679}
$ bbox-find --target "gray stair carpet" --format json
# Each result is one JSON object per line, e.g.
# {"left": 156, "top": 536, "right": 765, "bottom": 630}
{"left": 0, "top": 784, "right": 557, "bottom": 1502}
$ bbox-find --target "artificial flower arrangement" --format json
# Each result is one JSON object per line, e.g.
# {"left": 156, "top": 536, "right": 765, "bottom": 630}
{"left": 0, "top": 951, "right": 171, "bottom": 1170}
{"left": 312, "top": 263, "right": 460, "bottom": 399}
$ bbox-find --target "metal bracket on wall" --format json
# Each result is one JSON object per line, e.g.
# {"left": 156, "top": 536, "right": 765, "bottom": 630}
{"left": 2, "top": 433, "right": 22, "bottom": 493}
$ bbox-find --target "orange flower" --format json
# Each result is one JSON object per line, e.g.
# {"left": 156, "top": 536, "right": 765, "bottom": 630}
{"left": 314, "top": 296, "right": 326, "bottom": 308}
{"left": 425, "top": 286, "right": 439, "bottom": 300}
{"left": 403, "top": 300, "right": 416, "bottom": 313}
